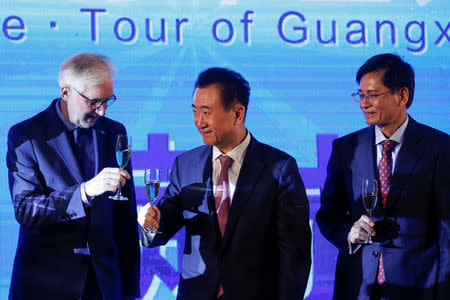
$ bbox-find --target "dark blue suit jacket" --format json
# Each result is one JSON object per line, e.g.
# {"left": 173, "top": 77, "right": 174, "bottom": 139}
{"left": 316, "top": 117, "right": 450, "bottom": 299}
{"left": 7, "top": 99, "right": 140, "bottom": 299}
{"left": 142, "top": 135, "right": 311, "bottom": 300}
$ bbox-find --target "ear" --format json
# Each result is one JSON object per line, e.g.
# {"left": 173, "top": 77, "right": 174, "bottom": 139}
{"left": 60, "top": 86, "right": 70, "bottom": 101}
{"left": 397, "top": 87, "right": 409, "bottom": 107}
{"left": 233, "top": 104, "right": 246, "bottom": 125}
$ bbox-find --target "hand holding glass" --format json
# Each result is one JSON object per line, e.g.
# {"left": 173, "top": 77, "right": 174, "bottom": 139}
{"left": 109, "top": 134, "right": 131, "bottom": 201}
{"left": 144, "top": 169, "right": 161, "bottom": 233}
{"left": 361, "top": 179, "right": 378, "bottom": 244}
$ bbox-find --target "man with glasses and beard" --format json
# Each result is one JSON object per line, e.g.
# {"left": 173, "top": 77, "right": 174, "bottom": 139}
{"left": 7, "top": 53, "right": 140, "bottom": 299}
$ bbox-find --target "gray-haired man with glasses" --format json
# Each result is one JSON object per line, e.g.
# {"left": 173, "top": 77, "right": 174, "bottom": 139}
{"left": 317, "top": 53, "right": 449, "bottom": 299}
{"left": 7, "top": 53, "right": 140, "bottom": 299}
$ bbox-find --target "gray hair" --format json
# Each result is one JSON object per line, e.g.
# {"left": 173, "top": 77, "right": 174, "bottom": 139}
{"left": 58, "top": 53, "right": 116, "bottom": 92}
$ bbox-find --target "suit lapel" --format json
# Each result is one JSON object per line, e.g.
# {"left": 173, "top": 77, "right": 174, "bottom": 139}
{"left": 203, "top": 148, "right": 215, "bottom": 216}
{"left": 354, "top": 127, "right": 377, "bottom": 182}
{"left": 222, "top": 137, "right": 264, "bottom": 247}
{"left": 386, "top": 118, "right": 425, "bottom": 209}
{"left": 202, "top": 148, "right": 223, "bottom": 242}
{"left": 45, "top": 101, "right": 84, "bottom": 184}
{"left": 352, "top": 127, "right": 381, "bottom": 215}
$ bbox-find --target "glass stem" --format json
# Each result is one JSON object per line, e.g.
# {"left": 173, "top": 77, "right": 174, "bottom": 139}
{"left": 117, "top": 167, "right": 123, "bottom": 196}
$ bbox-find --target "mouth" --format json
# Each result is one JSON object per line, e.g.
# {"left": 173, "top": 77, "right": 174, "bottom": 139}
{"left": 199, "top": 130, "right": 212, "bottom": 137}
{"left": 364, "top": 111, "right": 376, "bottom": 118}
{"left": 85, "top": 114, "right": 99, "bottom": 124}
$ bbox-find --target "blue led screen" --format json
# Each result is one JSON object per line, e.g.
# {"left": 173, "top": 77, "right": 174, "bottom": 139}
{"left": 0, "top": 0, "right": 448, "bottom": 298}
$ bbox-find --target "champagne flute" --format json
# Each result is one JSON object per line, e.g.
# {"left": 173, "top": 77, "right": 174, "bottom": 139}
{"left": 144, "top": 168, "right": 161, "bottom": 233}
{"left": 109, "top": 134, "right": 131, "bottom": 201}
{"left": 361, "top": 179, "right": 378, "bottom": 244}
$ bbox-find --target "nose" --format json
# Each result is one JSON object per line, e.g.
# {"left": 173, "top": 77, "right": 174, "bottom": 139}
{"left": 360, "top": 97, "right": 371, "bottom": 109}
{"left": 195, "top": 113, "right": 206, "bottom": 128}
{"left": 95, "top": 103, "right": 107, "bottom": 116}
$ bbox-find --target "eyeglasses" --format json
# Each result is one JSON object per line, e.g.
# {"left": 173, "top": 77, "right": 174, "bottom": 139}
{"left": 351, "top": 91, "right": 391, "bottom": 104}
{"left": 72, "top": 87, "right": 117, "bottom": 109}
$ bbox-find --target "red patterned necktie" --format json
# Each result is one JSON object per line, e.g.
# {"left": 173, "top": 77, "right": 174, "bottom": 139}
{"left": 379, "top": 140, "right": 398, "bottom": 207}
{"left": 377, "top": 139, "right": 397, "bottom": 285}
{"left": 215, "top": 155, "right": 233, "bottom": 298}
{"left": 215, "top": 155, "right": 233, "bottom": 237}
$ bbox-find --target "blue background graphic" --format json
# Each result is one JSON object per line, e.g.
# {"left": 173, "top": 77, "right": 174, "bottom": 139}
{"left": 0, "top": 0, "right": 448, "bottom": 298}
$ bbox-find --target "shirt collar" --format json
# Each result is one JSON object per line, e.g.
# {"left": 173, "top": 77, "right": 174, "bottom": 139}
{"left": 55, "top": 98, "right": 77, "bottom": 131}
{"left": 375, "top": 115, "right": 409, "bottom": 145}
{"left": 212, "top": 130, "right": 251, "bottom": 165}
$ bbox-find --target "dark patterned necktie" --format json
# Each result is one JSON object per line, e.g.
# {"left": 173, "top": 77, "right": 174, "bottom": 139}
{"left": 377, "top": 139, "right": 397, "bottom": 285}
{"left": 73, "top": 127, "right": 95, "bottom": 181}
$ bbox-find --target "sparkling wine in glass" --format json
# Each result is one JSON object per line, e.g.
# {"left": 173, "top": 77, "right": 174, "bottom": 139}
{"left": 144, "top": 168, "right": 161, "bottom": 233}
{"left": 361, "top": 179, "right": 378, "bottom": 244}
{"left": 109, "top": 134, "right": 131, "bottom": 201}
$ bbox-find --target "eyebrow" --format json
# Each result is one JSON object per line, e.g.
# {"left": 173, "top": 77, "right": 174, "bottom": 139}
{"left": 192, "top": 104, "right": 210, "bottom": 109}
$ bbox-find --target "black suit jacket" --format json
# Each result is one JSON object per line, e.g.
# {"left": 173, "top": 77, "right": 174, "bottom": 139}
{"left": 7, "top": 99, "right": 140, "bottom": 299}
{"left": 316, "top": 117, "right": 450, "bottom": 300}
{"left": 142, "top": 135, "right": 311, "bottom": 300}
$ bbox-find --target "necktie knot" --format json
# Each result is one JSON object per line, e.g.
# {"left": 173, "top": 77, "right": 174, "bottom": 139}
{"left": 381, "top": 140, "right": 397, "bottom": 153}
{"left": 218, "top": 155, "right": 233, "bottom": 170}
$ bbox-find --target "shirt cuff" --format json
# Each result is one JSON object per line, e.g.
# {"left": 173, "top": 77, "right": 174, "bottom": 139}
{"left": 80, "top": 183, "right": 93, "bottom": 206}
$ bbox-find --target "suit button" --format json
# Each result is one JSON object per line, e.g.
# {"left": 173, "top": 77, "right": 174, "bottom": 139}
{"left": 372, "top": 251, "right": 379, "bottom": 257}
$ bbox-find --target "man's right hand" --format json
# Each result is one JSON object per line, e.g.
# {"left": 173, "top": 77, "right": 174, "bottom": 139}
{"left": 347, "top": 215, "right": 376, "bottom": 244}
{"left": 85, "top": 167, "right": 130, "bottom": 197}
{"left": 137, "top": 203, "right": 161, "bottom": 230}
